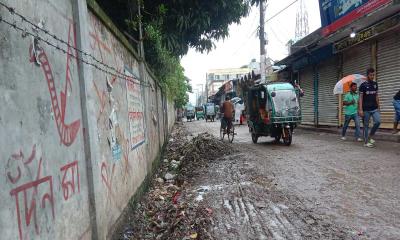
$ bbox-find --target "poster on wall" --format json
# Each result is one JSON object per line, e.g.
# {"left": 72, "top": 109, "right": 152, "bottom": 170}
{"left": 319, "top": 0, "right": 391, "bottom": 36}
{"left": 108, "top": 109, "right": 122, "bottom": 161}
{"left": 125, "top": 68, "right": 146, "bottom": 150}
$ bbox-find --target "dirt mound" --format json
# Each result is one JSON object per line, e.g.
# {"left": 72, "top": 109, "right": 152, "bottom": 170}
{"left": 171, "top": 132, "right": 235, "bottom": 177}
{"left": 114, "top": 126, "right": 230, "bottom": 240}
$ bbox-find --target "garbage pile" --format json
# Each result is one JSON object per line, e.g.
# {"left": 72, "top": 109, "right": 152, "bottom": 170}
{"left": 118, "top": 126, "right": 234, "bottom": 240}
{"left": 171, "top": 132, "right": 236, "bottom": 177}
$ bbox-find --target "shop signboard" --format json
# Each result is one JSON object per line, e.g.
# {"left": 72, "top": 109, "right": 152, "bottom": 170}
{"left": 319, "top": 0, "right": 392, "bottom": 36}
{"left": 333, "top": 13, "right": 400, "bottom": 52}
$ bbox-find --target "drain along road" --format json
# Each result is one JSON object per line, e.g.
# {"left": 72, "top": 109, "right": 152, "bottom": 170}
{"left": 185, "top": 120, "right": 400, "bottom": 239}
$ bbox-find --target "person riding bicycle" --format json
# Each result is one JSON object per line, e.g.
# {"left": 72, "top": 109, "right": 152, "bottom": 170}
{"left": 221, "top": 96, "right": 234, "bottom": 134}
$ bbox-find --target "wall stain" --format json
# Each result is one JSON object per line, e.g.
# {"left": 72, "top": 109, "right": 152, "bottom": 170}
{"left": 37, "top": 97, "right": 51, "bottom": 135}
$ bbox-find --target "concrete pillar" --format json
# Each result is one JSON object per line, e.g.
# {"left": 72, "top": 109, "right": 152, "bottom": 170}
{"left": 72, "top": 0, "right": 99, "bottom": 239}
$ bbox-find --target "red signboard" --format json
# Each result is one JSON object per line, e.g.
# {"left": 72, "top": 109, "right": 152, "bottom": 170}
{"left": 322, "top": 0, "right": 392, "bottom": 36}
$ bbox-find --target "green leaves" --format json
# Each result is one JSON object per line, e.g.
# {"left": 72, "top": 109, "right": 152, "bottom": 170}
{"left": 142, "top": 0, "right": 253, "bottom": 56}
{"left": 96, "top": 0, "right": 259, "bottom": 107}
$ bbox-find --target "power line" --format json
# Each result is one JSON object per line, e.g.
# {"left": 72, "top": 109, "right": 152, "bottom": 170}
{"left": 0, "top": 1, "right": 150, "bottom": 87}
{"left": 230, "top": 0, "right": 299, "bottom": 62}
{"left": 268, "top": 25, "right": 286, "bottom": 45}
{"left": 230, "top": 8, "right": 260, "bottom": 57}
{"left": 250, "top": 0, "right": 299, "bottom": 37}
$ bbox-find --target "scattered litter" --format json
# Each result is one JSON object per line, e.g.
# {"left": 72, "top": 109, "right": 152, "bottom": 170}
{"left": 155, "top": 178, "right": 164, "bottom": 183}
{"left": 172, "top": 192, "right": 181, "bottom": 204}
{"left": 190, "top": 232, "right": 198, "bottom": 239}
{"left": 116, "top": 126, "right": 229, "bottom": 239}
{"left": 205, "top": 208, "right": 213, "bottom": 216}
{"left": 122, "top": 226, "right": 134, "bottom": 240}
{"left": 164, "top": 173, "right": 176, "bottom": 180}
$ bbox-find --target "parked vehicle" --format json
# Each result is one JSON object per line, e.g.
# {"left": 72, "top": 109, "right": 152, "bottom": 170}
{"left": 246, "top": 82, "right": 301, "bottom": 146}
{"left": 185, "top": 105, "right": 195, "bottom": 122}
{"left": 205, "top": 102, "right": 216, "bottom": 122}
{"left": 195, "top": 106, "right": 205, "bottom": 120}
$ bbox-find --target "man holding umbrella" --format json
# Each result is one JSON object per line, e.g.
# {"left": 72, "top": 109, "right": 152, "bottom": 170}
{"left": 359, "top": 68, "right": 381, "bottom": 148}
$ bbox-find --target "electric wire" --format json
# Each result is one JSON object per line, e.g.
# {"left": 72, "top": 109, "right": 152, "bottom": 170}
{"left": 0, "top": 1, "right": 151, "bottom": 87}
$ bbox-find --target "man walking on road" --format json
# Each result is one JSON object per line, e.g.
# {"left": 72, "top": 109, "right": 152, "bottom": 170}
{"left": 393, "top": 89, "right": 400, "bottom": 134}
{"left": 341, "top": 82, "right": 362, "bottom": 141}
{"left": 359, "top": 68, "right": 381, "bottom": 147}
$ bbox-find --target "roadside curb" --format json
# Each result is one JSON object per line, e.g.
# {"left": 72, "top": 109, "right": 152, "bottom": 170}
{"left": 298, "top": 125, "right": 400, "bottom": 143}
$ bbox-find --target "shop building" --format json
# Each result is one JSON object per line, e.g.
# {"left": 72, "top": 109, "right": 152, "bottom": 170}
{"left": 276, "top": 0, "right": 400, "bottom": 128}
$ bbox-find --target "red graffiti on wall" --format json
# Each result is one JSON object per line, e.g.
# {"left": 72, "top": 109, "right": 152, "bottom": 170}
{"left": 60, "top": 160, "right": 80, "bottom": 201}
{"left": 5, "top": 144, "right": 83, "bottom": 240}
{"left": 8, "top": 146, "right": 55, "bottom": 240}
{"left": 29, "top": 22, "right": 80, "bottom": 146}
{"left": 115, "top": 127, "right": 131, "bottom": 180}
{"left": 6, "top": 145, "right": 36, "bottom": 184}
{"left": 92, "top": 80, "right": 107, "bottom": 123}
{"left": 100, "top": 162, "right": 115, "bottom": 194}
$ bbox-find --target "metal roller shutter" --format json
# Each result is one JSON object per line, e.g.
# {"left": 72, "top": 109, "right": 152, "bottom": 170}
{"left": 300, "top": 67, "right": 314, "bottom": 125}
{"left": 318, "top": 57, "right": 339, "bottom": 126}
{"left": 342, "top": 42, "right": 371, "bottom": 76}
{"left": 377, "top": 34, "right": 400, "bottom": 127}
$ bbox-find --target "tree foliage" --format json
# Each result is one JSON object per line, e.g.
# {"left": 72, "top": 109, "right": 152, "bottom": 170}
{"left": 96, "top": 0, "right": 259, "bottom": 107}
{"left": 142, "top": 0, "right": 252, "bottom": 57}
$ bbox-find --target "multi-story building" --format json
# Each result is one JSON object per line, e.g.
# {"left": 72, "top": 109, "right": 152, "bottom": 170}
{"left": 206, "top": 67, "right": 250, "bottom": 98}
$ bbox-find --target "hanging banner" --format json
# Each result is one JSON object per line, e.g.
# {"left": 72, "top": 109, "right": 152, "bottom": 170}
{"left": 125, "top": 68, "right": 146, "bottom": 150}
{"left": 319, "top": 0, "right": 391, "bottom": 36}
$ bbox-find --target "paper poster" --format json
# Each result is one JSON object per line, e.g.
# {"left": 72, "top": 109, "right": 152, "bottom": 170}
{"left": 125, "top": 68, "right": 146, "bottom": 150}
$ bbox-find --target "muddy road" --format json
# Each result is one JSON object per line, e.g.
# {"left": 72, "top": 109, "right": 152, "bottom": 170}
{"left": 186, "top": 120, "right": 400, "bottom": 239}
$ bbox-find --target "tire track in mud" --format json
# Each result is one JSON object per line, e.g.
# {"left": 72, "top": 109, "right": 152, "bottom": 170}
{"left": 193, "top": 153, "right": 350, "bottom": 240}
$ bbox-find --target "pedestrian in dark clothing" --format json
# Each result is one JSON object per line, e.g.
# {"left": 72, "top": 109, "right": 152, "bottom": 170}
{"left": 359, "top": 68, "right": 380, "bottom": 148}
{"left": 393, "top": 90, "right": 400, "bottom": 134}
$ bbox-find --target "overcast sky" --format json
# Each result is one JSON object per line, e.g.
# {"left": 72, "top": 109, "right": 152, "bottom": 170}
{"left": 182, "top": 0, "right": 322, "bottom": 105}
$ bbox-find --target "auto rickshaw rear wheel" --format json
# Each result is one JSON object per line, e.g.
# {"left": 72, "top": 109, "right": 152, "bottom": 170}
{"left": 283, "top": 128, "right": 292, "bottom": 146}
{"left": 251, "top": 132, "right": 258, "bottom": 144}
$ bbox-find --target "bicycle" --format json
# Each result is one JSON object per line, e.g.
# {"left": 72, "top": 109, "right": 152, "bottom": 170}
{"left": 220, "top": 117, "right": 235, "bottom": 143}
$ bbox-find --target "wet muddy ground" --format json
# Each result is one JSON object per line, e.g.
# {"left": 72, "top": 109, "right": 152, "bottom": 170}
{"left": 116, "top": 120, "right": 400, "bottom": 239}
{"left": 188, "top": 120, "right": 400, "bottom": 239}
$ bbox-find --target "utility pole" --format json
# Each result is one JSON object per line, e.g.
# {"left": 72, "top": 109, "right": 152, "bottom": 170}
{"left": 259, "top": 0, "right": 267, "bottom": 83}
{"left": 137, "top": 0, "right": 145, "bottom": 61}
{"left": 196, "top": 84, "right": 204, "bottom": 105}
{"left": 205, "top": 73, "right": 209, "bottom": 103}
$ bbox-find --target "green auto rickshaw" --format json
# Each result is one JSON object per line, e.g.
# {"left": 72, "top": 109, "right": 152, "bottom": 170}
{"left": 246, "top": 82, "right": 301, "bottom": 146}
{"left": 205, "top": 102, "right": 216, "bottom": 122}
{"left": 185, "top": 105, "right": 195, "bottom": 122}
{"left": 195, "top": 106, "right": 205, "bottom": 120}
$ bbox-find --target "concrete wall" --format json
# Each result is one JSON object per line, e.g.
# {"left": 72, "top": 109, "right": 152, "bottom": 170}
{"left": 0, "top": 0, "right": 175, "bottom": 239}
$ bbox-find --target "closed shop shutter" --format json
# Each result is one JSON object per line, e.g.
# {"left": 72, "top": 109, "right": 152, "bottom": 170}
{"left": 377, "top": 33, "right": 400, "bottom": 127}
{"left": 300, "top": 66, "right": 314, "bottom": 125}
{"left": 318, "top": 57, "right": 339, "bottom": 126}
{"left": 341, "top": 42, "right": 372, "bottom": 125}
{"left": 342, "top": 42, "right": 371, "bottom": 76}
